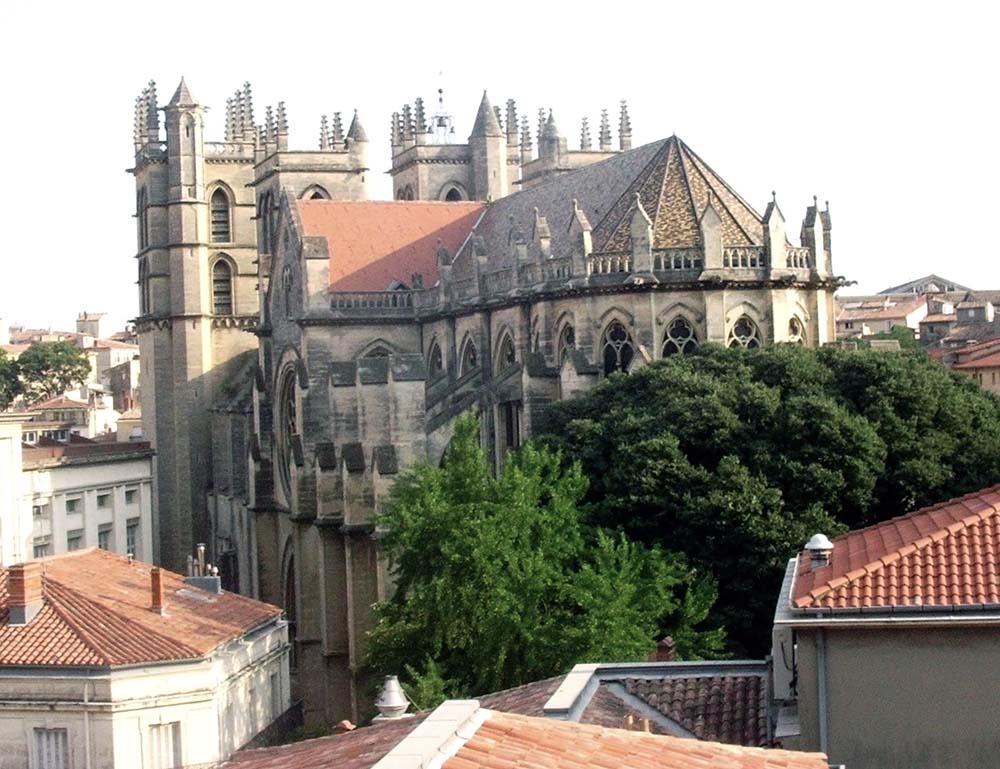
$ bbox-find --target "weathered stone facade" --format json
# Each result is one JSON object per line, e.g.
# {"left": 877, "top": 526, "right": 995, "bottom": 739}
{"left": 131, "top": 79, "right": 841, "bottom": 728}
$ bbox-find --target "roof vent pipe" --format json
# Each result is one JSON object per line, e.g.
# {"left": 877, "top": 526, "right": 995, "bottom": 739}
{"left": 373, "top": 675, "right": 410, "bottom": 720}
{"left": 805, "top": 533, "right": 834, "bottom": 570}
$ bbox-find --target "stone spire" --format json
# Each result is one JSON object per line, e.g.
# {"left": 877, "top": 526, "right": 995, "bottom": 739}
{"left": 346, "top": 110, "right": 367, "bottom": 143}
{"left": 276, "top": 102, "right": 289, "bottom": 151}
{"left": 401, "top": 103, "right": 413, "bottom": 143}
{"left": 520, "top": 114, "right": 532, "bottom": 165}
{"left": 240, "top": 82, "right": 255, "bottom": 141}
{"left": 540, "top": 110, "right": 563, "bottom": 160}
{"left": 414, "top": 98, "right": 427, "bottom": 134}
{"left": 390, "top": 111, "right": 401, "bottom": 149}
{"left": 537, "top": 108, "right": 546, "bottom": 149}
{"left": 265, "top": 105, "right": 275, "bottom": 145}
{"left": 470, "top": 91, "right": 503, "bottom": 138}
{"left": 506, "top": 99, "right": 519, "bottom": 144}
{"left": 134, "top": 80, "right": 159, "bottom": 149}
{"left": 599, "top": 108, "right": 612, "bottom": 151}
{"left": 225, "top": 98, "right": 237, "bottom": 141}
{"left": 319, "top": 115, "right": 329, "bottom": 150}
{"left": 619, "top": 100, "right": 632, "bottom": 151}
{"left": 580, "top": 116, "right": 592, "bottom": 151}
{"left": 167, "top": 77, "right": 197, "bottom": 108}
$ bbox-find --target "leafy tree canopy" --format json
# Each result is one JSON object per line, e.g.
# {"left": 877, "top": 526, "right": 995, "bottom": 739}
{"left": 537, "top": 345, "right": 1000, "bottom": 654}
{"left": 0, "top": 351, "right": 19, "bottom": 410}
{"left": 366, "top": 413, "right": 725, "bottom": 706}
{"left": 16, "top": 342, "right": 91, "bottom": 402}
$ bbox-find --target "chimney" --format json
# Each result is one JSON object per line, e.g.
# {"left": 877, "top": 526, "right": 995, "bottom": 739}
{"left": 151, "top": 567, "right": 165, "bottom": 615}
{"left": 649, "top": 636, "right": 675, "bottom": 662}
{"left": 804, "top": 533, "right": 834, "bottom": 570}
{"left": 8, "top": 562, "right": 44, "bottom": 626}
{"left": 372, "top": 675, "right": 410, "bottom": 721}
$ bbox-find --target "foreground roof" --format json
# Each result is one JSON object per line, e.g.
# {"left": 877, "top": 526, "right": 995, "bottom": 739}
{"left": 226, "top": 701, "right": 826, "bottom": 769}
{"left": 0, "top": 549, "right": 281, "bottom": 667}
{"left": 792, "top": 484, "right": 1000, "bottom": 611}
{"left": 478, "top": 661, "right": 770, "bottom": 747}
{"left": 296, "top": 200, "right": 484, "bottom": 291}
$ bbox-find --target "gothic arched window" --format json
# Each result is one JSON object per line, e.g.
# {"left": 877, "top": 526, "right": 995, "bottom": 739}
{"left": 788, "top": 317, "right": 805, "bottom": 345}
{"left": 210, "top": 188, "right": 232, "bottom": 243}
{"left": 460, "top": 337, "right": 479, "bottom": 376}
{"left": 428, "top": 340, "right": 444, "bottom": 377}
{"left": 728, "top": 315, "right": 761, "bottom": 349}
{"left": 277, "top": 369, "right": 297, "bottom": 502}
{"left": 662, "top": 317, "right": 699, "bottom": 356}
{"left": 363, "top": 345, "right": 392, "bottom": 358}
{"left": 138, "top": 257, "right": 151, "bottom": 316}
{"left": 212, "top": 259, "right": 234, "bottom": 315}
{"left": 601, "top": 321, "right": 634, "bottom": 375}
{"left": 496, "top": 333, "right": 516, "bottom": 373}
{"left": 558, "top": 324, "right": 576, "bottom": 365}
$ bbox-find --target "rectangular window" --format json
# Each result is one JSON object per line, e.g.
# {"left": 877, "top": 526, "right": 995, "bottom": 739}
{"left": 97, "top": 525, "right": 111, "bottom": 551}
{"left": 97, "top": 492, "right": 111, "bottom": 509}
{"left": 148, "top": 722, "right": 181, "bottom": 769}
{"left": 125, "top": 488, "right": 138, "bottom": 505}
{"left": 33, "top": 539, "right": 51, "bottom": 559}
{"left": 65, "top": 498, "right": 79, "bottom": 514}
{"left": 66, "top": 530, "right": 83, "bottom": 552}
{"left": 32, "top": 503, "right": 49, "bottom": 518}
{"left": 126, "top": 520, "right": 139, "bottom": 557}
{"left": 33, "top": 727, "right": 69, "bottom": 769}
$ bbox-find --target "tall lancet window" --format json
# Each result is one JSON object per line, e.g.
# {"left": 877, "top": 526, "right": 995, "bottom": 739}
{"left": 601, "top": 321, "right": 634, "bottom": 375}
{"left": 212, "top": 259, "right": 234, "bottom": 315}
{"left": 210, "top": 188, "right": 232, "bottom": 243}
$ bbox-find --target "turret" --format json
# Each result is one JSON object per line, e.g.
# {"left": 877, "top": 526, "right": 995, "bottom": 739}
{"left": 539, "top": 110, "right": 567, "bottom": 161}
{"left": 469, "top": 91, "right": 508, "bottom": 201}
{"left": 163, "top": 78, "right": 204, "bottom": 201}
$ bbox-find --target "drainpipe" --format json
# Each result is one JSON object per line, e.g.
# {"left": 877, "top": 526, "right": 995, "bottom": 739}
{"left": 83, "top": 682, "right": 92, "bottom": 769}
{"left": 817, "top": 628, "right": 829, "bottom": 755}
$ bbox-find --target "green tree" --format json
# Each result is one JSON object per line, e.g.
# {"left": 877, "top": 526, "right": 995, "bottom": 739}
{"left": 366, "top": 414, "right": 723, "bottom": 704}
{"left": 538, "top": 345, "right": 1000, "bottom": 654}
{"left": 0, "top": 350, "right": 19, "bottom": 410}
{"left": 16, "top": 342, "right": 91, "bottom": 402}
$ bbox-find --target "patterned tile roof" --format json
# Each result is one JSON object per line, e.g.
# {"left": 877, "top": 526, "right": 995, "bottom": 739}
{"left": 296, "top": 200, "right": 484, "bottom": 291}
{"left": 0, "top": 549, "right": 282, "bottom": 666}
{"left": 446, "top": 712, "right": 825, "bottom": 769}
{"left": 793, "top": 484, "right": 1000, "bottom": 610}
{"left": 624, "top": 674, "right": 769, "bottom": 747}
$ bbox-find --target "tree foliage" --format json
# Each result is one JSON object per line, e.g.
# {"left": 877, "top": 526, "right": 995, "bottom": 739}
{"left": 537, "top": 345, "right": 1000, "bottom": 654}
{"left": 366, "top": 414, "right": 724, "bottom": 705}
{"left": 16, "top": 342, "right": 91, "bottom": 402}
{"left": 0, "top": 351, "right": 19, "bottom": 410}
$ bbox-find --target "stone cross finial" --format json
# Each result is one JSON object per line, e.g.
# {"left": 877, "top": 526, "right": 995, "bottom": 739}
{"left": 580, "top": 116, "right": 592, "bottom": 151}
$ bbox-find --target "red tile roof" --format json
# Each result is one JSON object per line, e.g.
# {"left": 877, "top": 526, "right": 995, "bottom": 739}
{"left": 0, "top": 549, "right": 282, "bottom": 666}
{"left": 953, "top": 351, "right": 1000, "bottom": 369}
{"left": 793, "top": 484, "right": 1000, "bottom": 609}
{"left": 296, "top": 200, "right": 484, "bottom": 291}
{"left": 28, "top": 396, "right": 89, "bottom": 411}
{"left": 227, "top": 713, "right": 429, "bottom": 769}
{"left": 624, "top": 675, "right": 769, "bottom": 746}
{"left": 226, "top": 708, "right": 826, "bottom": 769}
{"left": 446, "top": 712, "right": 826, "bottom": 769}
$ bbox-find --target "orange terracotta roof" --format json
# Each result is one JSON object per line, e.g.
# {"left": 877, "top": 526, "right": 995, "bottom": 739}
{"left": 953, "top": 351, "right": 1000, "bottom": 368}
{"left": 793, "top": 484, "right": 1000, "bottom": 610}
{"left": 920, "top": 313, "right": 956, "bottom": 324}
{"left": 28, "top": 396, "right": 88, "bottom": 411}
{"left": 446, "top": 712, "right": 825, "bottom": 769}
{"left": 226, "top": 707, "right": 826, "bottom": 769}
{"left": 0, "top": 549, "right": 281, "bottom": 667}
{"left": 296, "top": 200, "right": 485, "bottom": 291}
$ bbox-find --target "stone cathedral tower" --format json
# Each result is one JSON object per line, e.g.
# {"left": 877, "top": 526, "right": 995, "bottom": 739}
{"left": 130, "top": 78, "right": 369, "bottom": 571}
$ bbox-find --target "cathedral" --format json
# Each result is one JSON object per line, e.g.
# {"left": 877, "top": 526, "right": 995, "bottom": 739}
{"left": 129, "top": 78, "right": 840, "bottom": 726}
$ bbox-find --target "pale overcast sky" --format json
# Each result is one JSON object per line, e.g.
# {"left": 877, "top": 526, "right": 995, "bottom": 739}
{"left": 2, "top": 1, "right": 998, "bottom": 333}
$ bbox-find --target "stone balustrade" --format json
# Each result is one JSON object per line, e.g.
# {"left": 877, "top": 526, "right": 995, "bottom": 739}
{"left": 723, "top": 246, "right": 766, "bottom": 269}
{"left": 330, "top": 290, "right": 415, "bottom": 314}
{"left": 587, "top": 253, "right": 631, "bottom": 275}
{"left": 786, "top": 247, "right": 811, "bottom": 269}
{"left": 655, "top": 248, "right": 703, "bottom": 271}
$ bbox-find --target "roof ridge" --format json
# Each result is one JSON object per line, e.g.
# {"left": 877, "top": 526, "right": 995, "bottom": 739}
{"left": 678, "top": 138, "right": 765, "bottom": 221}
{"left": 589, "top": 139, "right": 672, "bottom": 249}
{"left": 45, "top": 577, "right": 203, "bottom": 664}
{"left": 678, "top": 142, "right": 757, "bottom": 245}
{"left": 672, "top": 136, "right": 702, "bottom": 244}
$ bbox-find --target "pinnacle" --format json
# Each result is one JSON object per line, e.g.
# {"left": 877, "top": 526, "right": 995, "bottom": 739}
{"left": 167, "top": 77, "right": 198, "bottom": 107}
{"left": 470, "top": 91, "right": 503, "bottom": 138}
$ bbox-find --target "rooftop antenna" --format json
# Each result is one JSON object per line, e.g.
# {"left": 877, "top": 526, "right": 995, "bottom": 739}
{"left": 431, "top": 70, "right": 455, "bottom": 144}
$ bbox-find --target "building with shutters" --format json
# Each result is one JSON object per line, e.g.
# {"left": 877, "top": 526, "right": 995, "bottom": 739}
{"left": 0, "top": 549, "right": 289, "bottom": 769}
{"left": 129, "top": 78, "right": 841, "bottom": 728}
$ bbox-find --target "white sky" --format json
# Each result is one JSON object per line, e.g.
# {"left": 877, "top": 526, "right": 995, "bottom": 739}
{"left": 2, "top": 1, "right": 998, "bottom": 333}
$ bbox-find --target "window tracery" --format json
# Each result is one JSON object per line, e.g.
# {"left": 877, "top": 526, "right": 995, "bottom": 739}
{"left": 460, "top": 338, "right": 479, "bottom": 376}
{"left": 662, "top": 317, "right": 699, "bottom": 356}
{"left": 210, "top": 188, "right": 232, "bottom": 243}
{"left": 601, "top": 321, "right": 634, "bottom": 375}
{"left": 428, "top": 341, "right": 444, "bottom": 377}
{"left": 728, "top": 316, "right": 761, "bottom": 349}
{"left": 558, "top": 325, "right": 576, "bottom": 365}
{"left": 496, "top": 334, "right": 516, "bottom": 373}
{"left": 788, "top": 317, "right": 805, "bottom": 345}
